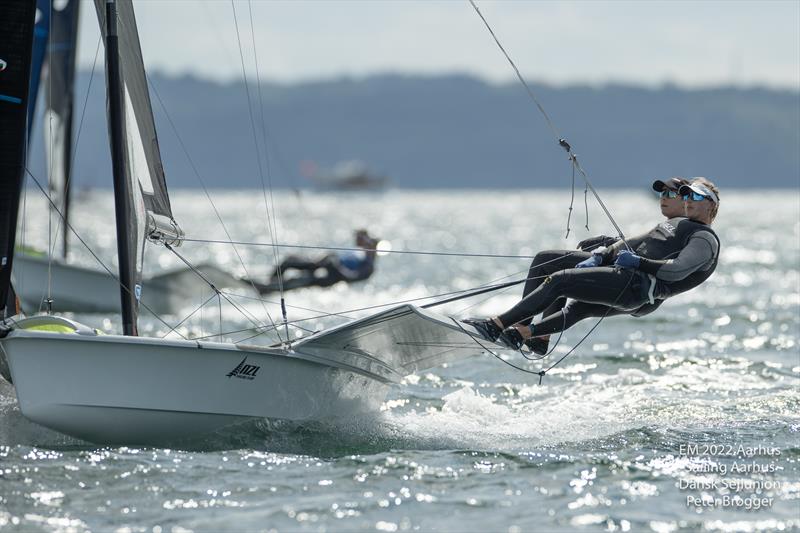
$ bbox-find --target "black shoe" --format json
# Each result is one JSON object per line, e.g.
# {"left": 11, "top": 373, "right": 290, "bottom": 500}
{"left": 462, "top": 318, "right": 503, "bottom": 343}
{"left": 524, "top": 336, "right": 550, "bottom": 355}
{"left": 498, "top": 327, "right": 525, "bottom": 350}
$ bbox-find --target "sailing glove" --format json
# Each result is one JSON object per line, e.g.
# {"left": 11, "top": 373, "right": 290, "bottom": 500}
{"left": 575, "top": 254, "right": 602, "bottom": 269}
{"left": 614, "top": 250, "right": 641, "bottom": 269}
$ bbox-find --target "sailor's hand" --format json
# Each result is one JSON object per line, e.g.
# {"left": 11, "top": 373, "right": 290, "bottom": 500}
{"left": 614, "top": 250, "right": 641, "bottom": 269}
{"left": 575, "top": 254, "right": 602, "bottom": 269}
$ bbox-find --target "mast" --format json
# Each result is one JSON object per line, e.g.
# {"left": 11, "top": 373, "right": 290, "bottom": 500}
{"left": 104, "top": 0, "right": 138, "bottom": 336}
{"left": 0, "top": 1, "right": 38, "bottom": 318}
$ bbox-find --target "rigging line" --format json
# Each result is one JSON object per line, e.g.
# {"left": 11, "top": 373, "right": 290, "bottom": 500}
{"left": 160, "top": 290, "right": 218, "bottom": 339}
{"left": 565, "top": 157, "right": 576, "bottom": 238}
{"left": 198, "top": 249, "right": 585, "bottom": 342}
{"left": 164, "top": 243, "right": 269, "bottom": 336}
{"left": 541, "top": 270, "right": 635, "bottom": 375}
{"left": 199, "top": 278, "right": 533, "bottom": 342}
{"left": 146, "top": 76, "right": 280, "bottom": 338}
{"left": 451, "top": 268, "right": 530, "bottom": 316}
{"left": 182, "top": 237, "right": 541, "bottom": 259}
{"left": 217, "top": 290, "right": 356, "bottom": 321}
{"left": 48, "top": 35, "right": 102, "bottom": 262}
{"left": 450, "top": 317, "right": 545, "bottom": 376}
{"left": 24, "top": 169, "right": 187, "bottom": 339}
{"left": 230, "top": 0, "right": 286, "bottom": 344}
{"left": 467, "top": 0, "right": 560, "bottom": 140}
{"left": 245, "top": 1, "right": 287, "bottom": 318}
{"left": 46, "top": 0, "right": 54, "bottom": 311}
{"left": 222, "top": 251, "right": 581, "bottom": 338}
{"left": 467, "top": 0, "right": 630, "bottom": 250}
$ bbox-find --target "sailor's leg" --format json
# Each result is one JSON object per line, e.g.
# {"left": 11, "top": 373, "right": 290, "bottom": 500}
{"left": 272, "top": 255, "right": 325, "bottom": 279}
{"left": 531, "top": 301, "right": 626, "bottom": 336}
{"left": 518, "top": 250, "right": 590, "bottom": 326}
{"left": 497, "top": 267, "right": 647, "bottom": 327}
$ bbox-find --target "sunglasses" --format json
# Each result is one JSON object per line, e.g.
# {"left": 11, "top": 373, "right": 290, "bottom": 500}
{"left": 659, "top": 190, "right": 680, "bottom": 199}
{"left": 683, "top": 192, "right": 710, "bottom": 202}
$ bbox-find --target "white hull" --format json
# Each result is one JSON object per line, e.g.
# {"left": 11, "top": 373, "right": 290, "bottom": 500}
{"left": 14, "top": 253, "right": 120, "bottom": 313}
{"left": 1, "top": 327, "right": 390, "bottom": 444}
{"left": 0, "top": 305, "right": 486, "bottom": 444}
{"left": 14, "top": 253, "right": 250, "bottom": 314}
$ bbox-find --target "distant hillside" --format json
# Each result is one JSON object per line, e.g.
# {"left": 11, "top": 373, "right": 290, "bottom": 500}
{"left": 27, "top": 72, "right": 799, "bottom": 189}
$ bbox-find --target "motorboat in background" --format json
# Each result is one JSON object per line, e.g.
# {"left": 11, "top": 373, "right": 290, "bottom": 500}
{"left": 301, "top": 159, "right": 390, "bottom": 191}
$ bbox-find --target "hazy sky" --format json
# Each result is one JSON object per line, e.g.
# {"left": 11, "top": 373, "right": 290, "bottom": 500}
{"left": 76, "top": 0, "right": 799, "bottom": 89}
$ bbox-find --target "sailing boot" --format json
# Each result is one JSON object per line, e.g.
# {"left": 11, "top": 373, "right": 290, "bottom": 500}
{"left": 524, "top": 336, "right": 550, "bottom": 356}
{"left": 498, "top": 327, "right": 525, "bottom": 350}
{"left": 462, "top": 318, "right": 503, "bottom": 343}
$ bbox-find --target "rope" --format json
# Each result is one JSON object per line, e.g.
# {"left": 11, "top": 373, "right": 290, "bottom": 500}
{"left": 230, "top": 0, "right": 287, "bottom": 344}
{"left": 164, "top": 243, "right": 270, "bottom": 336}
{"left": 24, "top": 170, "right": 186, "bottom": 339}
{"left": 245, "top": 0, "right": 289, "bottom": 332}
{"left": 182, "top": 236, "right": 540, "bottom": 259}
{"left": 146, "top": 76, "right": 281, "bottom": 338}
{"left": 468, "top": 0, "right": 630, "bottom": 250}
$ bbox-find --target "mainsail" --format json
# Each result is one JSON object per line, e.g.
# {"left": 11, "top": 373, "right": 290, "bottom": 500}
{"left": 94, "top": 0, "right": 183, "bottom": 333}
{"left": 26, "top": 0, "right": 50, "bottom": 143}
{"left": 44, "top": 0, "right": 81, "bottom": 259}
{"left": 0, "top": 1, "right": 38, "bottom": 317}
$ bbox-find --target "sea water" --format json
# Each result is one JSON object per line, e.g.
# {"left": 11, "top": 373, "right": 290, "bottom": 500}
{"left": 2, "top": 190, "right": 798, "bottom": 532}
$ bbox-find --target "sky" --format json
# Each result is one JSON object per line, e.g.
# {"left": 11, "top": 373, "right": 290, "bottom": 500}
{"left": 75, "top": 0, "right": 800, "bottom": 90}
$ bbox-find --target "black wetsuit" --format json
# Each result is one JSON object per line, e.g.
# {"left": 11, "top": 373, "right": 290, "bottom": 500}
{"left": 499, "top": 217, "right": 719, "bottom": 334}
{"left": 264, "top": 250, "right": 375, "bottom": 292}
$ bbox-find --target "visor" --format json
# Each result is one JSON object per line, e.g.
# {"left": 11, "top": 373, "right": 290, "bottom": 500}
{"left": 679, "top": 182, "right": 719, "bottom": 204}
{"left": 652, "top": 177, "right": 687, "bottom": 192}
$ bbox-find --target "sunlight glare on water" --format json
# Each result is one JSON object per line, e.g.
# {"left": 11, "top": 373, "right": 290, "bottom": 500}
{"left": 3, "top": 189, "right": 799, "bottom": 531}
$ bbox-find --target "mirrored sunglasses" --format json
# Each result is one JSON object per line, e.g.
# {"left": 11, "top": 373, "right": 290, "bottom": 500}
{"left": 683, "top": 192, "right": 710, "bottom": 202}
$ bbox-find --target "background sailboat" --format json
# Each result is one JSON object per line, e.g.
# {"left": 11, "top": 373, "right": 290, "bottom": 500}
{"left": 13, "top": 0, "right": 249, "bottom": 315}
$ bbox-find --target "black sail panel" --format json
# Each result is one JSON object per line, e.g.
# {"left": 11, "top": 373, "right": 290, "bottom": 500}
{"left": 94, "top": 0, "right": 182, "bottom": 331}
{"left": 0, "top": 1, "right": 38, "bottom": 317}
{"left": 93, "top": 0, "right": 179, "bottom": 225}
{"left": 27, "top": 0, "right": 50, "bottom": 144}
{"left": 44, "top": 0, "right": 81, "bottom": 258}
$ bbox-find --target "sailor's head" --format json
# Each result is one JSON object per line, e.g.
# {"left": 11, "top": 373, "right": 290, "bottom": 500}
{"left": 652, "top": 177, "right": 689, "bottom": 218}
{"left": 680, "top": 177, "right": 720, "bottom": 225}
{"left": 355, "top": 229, "right": 378, "bottom": 249}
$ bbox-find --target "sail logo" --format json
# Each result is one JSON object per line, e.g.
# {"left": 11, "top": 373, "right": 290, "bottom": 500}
{"left": 226, "top": 356, "right": 260, "bottom": 380}
{"left": 0, "top": 59, "right": 7, "bottom": 72}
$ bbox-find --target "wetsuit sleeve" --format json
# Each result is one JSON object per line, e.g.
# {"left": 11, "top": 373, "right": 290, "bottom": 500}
{"left": 637, "top": 231, "right": 719, "bottom": 281}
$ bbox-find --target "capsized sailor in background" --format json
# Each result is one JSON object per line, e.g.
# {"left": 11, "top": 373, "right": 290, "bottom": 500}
{"left": 465, "top": 177, "right": 721, "bottom": 352}
{"left": 253, "top": 229, "right": 380, "bottom": 294}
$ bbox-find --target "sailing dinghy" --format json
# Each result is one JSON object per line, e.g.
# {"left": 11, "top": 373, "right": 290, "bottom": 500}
{"left": 0, "top": 0, "right": 497, "bottom": 445}
{"left": 13, "top": 0, "right": 250, "bottom": 315}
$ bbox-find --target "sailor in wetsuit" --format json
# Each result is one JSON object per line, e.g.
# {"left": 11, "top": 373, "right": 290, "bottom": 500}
{"left": 512, "top": 176, "right": 690, "bottom": 354}
{"left": 465, "top": 177, "right": 721, "bottom": 352}
{"left": 262, "top": 229, "right": 379, "bottom": 293}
